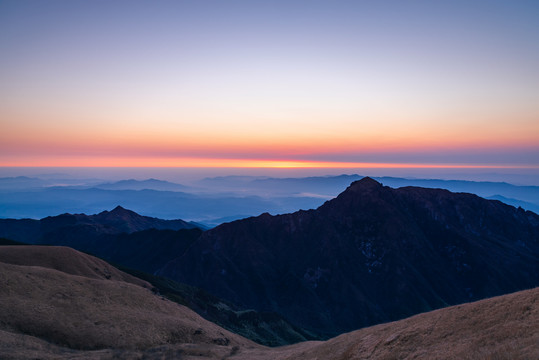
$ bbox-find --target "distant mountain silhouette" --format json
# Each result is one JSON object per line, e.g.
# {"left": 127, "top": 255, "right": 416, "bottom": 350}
{"left": 0, "top": 206, "right": 201, "bottom": 244}
{"left": 4, "top": 174, "right": 538, "bottom": 225}
{"left": 158, "top": 177, "right": 539, "bottom": 337}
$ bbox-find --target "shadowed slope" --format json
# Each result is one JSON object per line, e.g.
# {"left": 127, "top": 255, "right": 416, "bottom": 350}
{"left": 304, "top": 286, "right": 539, "bottom": 360}
{"left": 0, "top": 241, "right": 317, "bottom": 347}
{"left": 238, "top": 286, "right": 539, "bottom": 360}
{"left": 1, "top": 246, "right": 537, "bottom": 360}
{"left": 158, "top": 178, "right": 539, "bottom": 337}
{"left": 0, "top": 245, "right": 150, "bottom": 286}
{"left": 0, "top": 246, "right": 257, "bottom": 359}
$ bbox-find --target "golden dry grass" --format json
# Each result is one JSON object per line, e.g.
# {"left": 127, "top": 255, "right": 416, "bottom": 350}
{"left": 0, "top": 245, "right": 537, "bottom": 359}
{"left": 242, "top": 286, "right": 539, "bottom": 360}
{"left": 0, "top": 245, "right": 150, "bottom": 287}
{"left": 0, "top": 246, "right": 259, "bottom": 359}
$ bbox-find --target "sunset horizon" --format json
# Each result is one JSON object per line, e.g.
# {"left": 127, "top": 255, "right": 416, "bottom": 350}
{"left": 2, "top": 158, "right": 539, "bottom": 170}
{"left": 1, "top": 0, "right": 538, "bottom": 175}
{"left": 2, "top": 2, "right": 539, "bottom": 357}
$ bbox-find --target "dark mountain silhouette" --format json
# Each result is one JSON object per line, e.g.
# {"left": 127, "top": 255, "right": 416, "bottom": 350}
{"left": 2, "top": 178, "right": 539, "bottom": 344}
{"left": 42, "top": 226, "right": 321, "bottom": 346}
{"left": 0, "top": 224, "right": 316, "bottom": 346}
{"left": 375, "top": 176, "right": 539, "bottom": 213}
{"left": 42, "top": 228, "right": 203, "bottom": 274}
{"left": 0, "top": 206, "right": 206, "bottom": 275}
{"left": 0, "top": 206, "right": 201, "bottom": 244}
{"left": 121, "top": 268, "right": 319, "bottom": 346}
{"left": 66, "top": 205, "right": 201, "bottom": 233}
{"left": 158, "top": 177, "right": 539, "bottom": 338}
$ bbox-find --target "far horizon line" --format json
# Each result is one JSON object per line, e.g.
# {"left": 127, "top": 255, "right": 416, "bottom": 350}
{"left": 1, "top": 160, "right": 538, "bottom": 170}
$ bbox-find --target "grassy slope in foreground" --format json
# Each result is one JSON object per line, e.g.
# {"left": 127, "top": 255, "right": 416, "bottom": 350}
{"left": 0, "top": 245, "right": 258, "bottom": 360}
{"left": 242, "top": 286, "right": 539, "bottom": 360}
{"left": 0, "top": 245, "right": 537, "bottom": 359}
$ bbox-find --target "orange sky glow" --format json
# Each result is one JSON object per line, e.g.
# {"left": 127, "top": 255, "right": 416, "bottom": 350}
{"left": 2, "top": 156, "right": 538, "bottom": 170}
{"left": 1, "top": 1, "right": 538, "bottom": 171}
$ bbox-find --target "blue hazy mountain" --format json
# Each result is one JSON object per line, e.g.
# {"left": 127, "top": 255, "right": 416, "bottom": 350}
{"left": 375, "top": 177, "right": 539, "bottom": 209}
{"left": 196, "top": 175, "right": 539, "bottom": 213}
{"left": 196, "top": 174, "right": 362, "bottom": 197}
{"left": 1, "top": 175, "right": 538, "bottom": 225}
{"left": 0, "top": 186, "right": 325, "bottom": 226}
{"left": 0, "top": 176, "right": 103, "bottom": 190}
{"left": 94, "top": 178, "right": 192, "bottom": 192}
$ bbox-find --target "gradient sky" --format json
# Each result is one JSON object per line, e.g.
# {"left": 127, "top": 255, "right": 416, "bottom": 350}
{"left": 1, "top": 0, "right": 538, "bottom": 168}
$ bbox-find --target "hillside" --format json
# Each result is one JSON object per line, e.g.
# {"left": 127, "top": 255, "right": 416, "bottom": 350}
{"left": 0, "top": 243, "right": 316, "bottom": 347}
{"left": 242, "top": 286, "right": 539, "bottom": 360}
{"left": 158, "top": 177, "right": 539, "bottom": 337}
{"left": 0, "top": 245, "right": 151, "bottom": 287}
{"left": 0, "top": 246, "right": 537, "bottom": 359}
{"left": 0, "top": 245, "right": 257, "bottom": 359}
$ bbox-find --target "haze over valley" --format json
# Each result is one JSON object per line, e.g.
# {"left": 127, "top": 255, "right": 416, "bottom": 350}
{"left": 2, "top": 171, "right": 539, "bottom": 226}
{"left": 1, "top": 178, "right": 538, "bottom": 359}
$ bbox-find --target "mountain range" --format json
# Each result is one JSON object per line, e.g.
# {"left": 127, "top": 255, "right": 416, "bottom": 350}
{"left": 158, "top": 177, "right": 539, "bottom": 337}
{"left": 2, "top": 174, "right": 538, "bottom": 225}
{"left": 197, "top": 174, "right": 539, "bottom": 212}
{"left": 1, "top": 177, "right": 538, "bottom": 353}
{"left": 0, "top": 210, "right": 315, "bottom": 346}
{"left": 0, "top": 205, "right": 201, "bottom": 245}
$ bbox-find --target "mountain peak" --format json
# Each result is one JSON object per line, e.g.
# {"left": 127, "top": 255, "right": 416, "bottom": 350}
{"left": 347, "top": 177, "right": 382, "bottom": 191}
{"left": 101, "top": 206, "right": 139, "bottom": 220}
{"left": 111, "top": 205, "right": 130, "bottom": 213}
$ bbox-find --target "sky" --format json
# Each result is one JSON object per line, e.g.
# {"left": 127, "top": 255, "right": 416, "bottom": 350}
{"left": 1, "top": 0, "right": 538, "bottom": 171}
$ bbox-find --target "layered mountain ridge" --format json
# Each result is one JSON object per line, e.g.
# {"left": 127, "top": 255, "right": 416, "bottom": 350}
{"left": 158, "top": 177, "right": 539, "bottom": 337}
{"left": 1, "top": 177, "right": 538, "bottom": 345}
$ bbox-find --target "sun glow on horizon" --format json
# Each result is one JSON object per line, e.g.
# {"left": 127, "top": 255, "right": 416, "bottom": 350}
{"left": 1, "top": 1, "right": 538, "bottom": 172}
{"left": 1, "top": 156, "right": 538, "bottom": 170}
